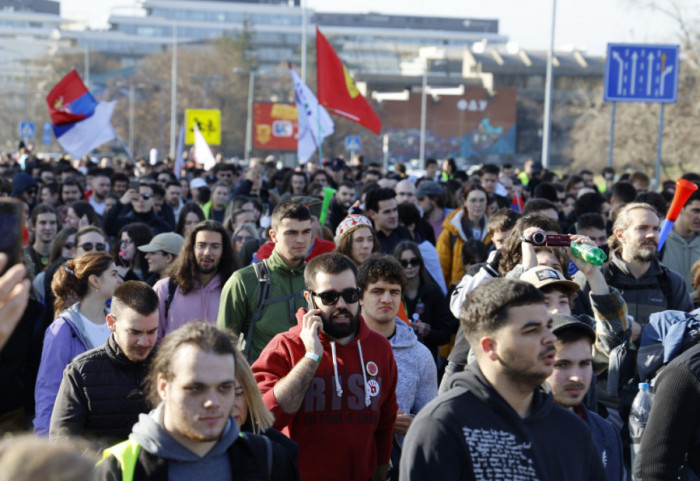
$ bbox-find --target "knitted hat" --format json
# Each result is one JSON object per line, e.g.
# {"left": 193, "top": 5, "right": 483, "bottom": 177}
{"left": 335, "top": 214, "right": 373, "bottom": 243}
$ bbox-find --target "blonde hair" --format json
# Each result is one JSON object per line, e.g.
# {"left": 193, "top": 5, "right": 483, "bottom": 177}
{"left": 0, "top": 435, "right": 97, "bottom": 481}
{"left": 233, "top": 345, "right": 274, "bottom": 433}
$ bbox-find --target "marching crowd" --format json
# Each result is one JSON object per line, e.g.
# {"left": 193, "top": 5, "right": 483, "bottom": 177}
{"left": 1, "top": 149, "right": 700, "bottom": 481}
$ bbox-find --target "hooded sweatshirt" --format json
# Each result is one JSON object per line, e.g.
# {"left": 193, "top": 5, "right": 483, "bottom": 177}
{"left": 129, "top": 404, "right": 239, "bottom": 481}
{"left": 253, "top": 308, "right": 398, "bottom": 481}
{"left": 34, "top": 302, "right": 104, "bottom": 435}
{"left": 399, "top": 364, "right": 606, "bottom": 481}
{"left": 390, "top": 319, "right": 437, "bottom": 415}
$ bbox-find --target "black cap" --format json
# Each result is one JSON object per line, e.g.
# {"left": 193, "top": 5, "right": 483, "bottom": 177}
{"left": 550, "top": 314, "right": 595, "bottom": 344}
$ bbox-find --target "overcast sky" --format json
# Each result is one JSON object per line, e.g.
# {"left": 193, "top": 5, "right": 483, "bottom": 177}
{"left": 60, "top": 0, "right": 683, "bottom": 55}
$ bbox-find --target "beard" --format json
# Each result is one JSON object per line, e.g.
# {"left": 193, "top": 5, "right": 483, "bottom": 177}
{"left": 498, "top": 345, "right": 555, "bottom": 391}
{"left": 321, "top": 306, "right": 360, "bottom": 340}
{"left": 630, "top": 241, "right": 658, "bottom": 262}
{"left": 196, "top": 260, "right": 219, "bottom": 275}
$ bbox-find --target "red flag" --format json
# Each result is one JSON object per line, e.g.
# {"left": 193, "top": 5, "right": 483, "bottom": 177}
{"left": 316, "top": 27, "right": 381, "bottom": 134}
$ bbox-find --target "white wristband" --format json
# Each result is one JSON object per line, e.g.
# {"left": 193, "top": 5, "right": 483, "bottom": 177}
{"left": 304, "top": 351, "right": 321, "bottom": 363}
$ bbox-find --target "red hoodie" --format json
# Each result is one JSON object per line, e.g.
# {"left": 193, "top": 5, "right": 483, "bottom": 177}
{"left": 253, "top": 308, "right": 398, "bottom": 481}
{"left": 255, "top": 237, "right": 336, "bottom": 262}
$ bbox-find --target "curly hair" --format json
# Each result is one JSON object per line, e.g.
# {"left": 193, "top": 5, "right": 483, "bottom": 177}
{"left": 498, "top": 213, "right": 562, "bottom": 277}
{"left": 357, "top": 252, "right": 406, "bottom": 295}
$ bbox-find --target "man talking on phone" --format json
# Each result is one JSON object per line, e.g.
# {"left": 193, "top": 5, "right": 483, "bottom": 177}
{"left": 253, "top": 253, "right": 398, "bottom": 481}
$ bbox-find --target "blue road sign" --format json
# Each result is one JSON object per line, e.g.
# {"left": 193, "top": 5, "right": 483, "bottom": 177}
{"left": 604, "top": 43, "right": 679, "bottom": 103}
{"left": 19, "top": 121, "right": 35, "bottom": 138}
{"left": 345, "top": 135, "right": 361, "bottom": 152}
{"left": 42, "top": 122, "right": 53, "bottom": 145}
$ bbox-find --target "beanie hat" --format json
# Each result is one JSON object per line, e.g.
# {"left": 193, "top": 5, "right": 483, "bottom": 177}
{"left": 335, "top": 214, "right": 373, "bottom": 243}
{"left": 11, "top": 172, "right": 38, "bottom": 197}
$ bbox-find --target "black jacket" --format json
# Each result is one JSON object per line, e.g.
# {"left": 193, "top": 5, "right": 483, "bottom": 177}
{"left": 49, "top": 334, "right": 152, "bottom": 443}
{"left": 400, "top": 364, "right": 606, "bottom": 481}
{"left": 403, "top": 282, "right": 456, "bottom": 360}
{"left": 640, "top": 342, "right": 700, "bottom": 480}
{"left": 103, "top": 203, "right": 171, "bottom": 238}
{"left": 97, "top": 433, "right": 300, "bottom": 481}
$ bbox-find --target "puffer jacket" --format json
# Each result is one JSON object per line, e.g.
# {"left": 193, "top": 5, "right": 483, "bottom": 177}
{"left": 436, "top": 208, "right": 490, "bottom": 286}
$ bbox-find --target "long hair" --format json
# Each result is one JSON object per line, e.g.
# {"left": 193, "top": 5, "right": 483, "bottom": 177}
{"left": 392, "top": 240, "right": 435, "bottom": 288}
{"left": 48, "top": 226, "right": 77, "bottom": 265}
{"left": 233, "top": 342, "right": 274, "bottom": 433}
{"left": 175, "top": 202, "right": 206, "bottom": 237}
{"left": 498, "top": 213, "right": 562, "bottom": 277}
{"left": 335, "top": 224, "right": 380, "bottom": 265}
{"left": 113, "top": 222, "right": 153, "bottom": 275}
{"left": 166, "top": 220, "right": 235, "bottom": 294}
{"left": 51, "top": 251, "right": 113, "bottom": 316}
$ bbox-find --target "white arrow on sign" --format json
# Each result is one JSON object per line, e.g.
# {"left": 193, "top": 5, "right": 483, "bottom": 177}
{"left": 660, "top": 66, "right": 673, "bottom": 96}
{"left": 612, "top": 51, "right": 624, "bottom": 95}
{"left": 647, "top": 52, "right": 654, "bottom": 95}
{"left": 630, "top": 52, "right": 638, "bottom": 94}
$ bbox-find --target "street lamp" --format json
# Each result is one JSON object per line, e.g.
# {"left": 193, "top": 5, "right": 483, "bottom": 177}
{"left": 541, "top": 0, "right": 557, "bottom": 169}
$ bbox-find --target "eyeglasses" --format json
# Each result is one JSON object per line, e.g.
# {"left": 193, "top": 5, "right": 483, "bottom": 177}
{"left": 234, "top": 235, "right": 254, "bottom": 243}
{"left": 400, "top": 258, "right": 419, "bottom": 268}
{"left": 311, "top": 287, "right": 360, "bottom": 306}
{"left": 78, "top": 242, "right": 106, "bottom": 252}
{"left": 120, "top": 239, "right": 134, "bottom": 246}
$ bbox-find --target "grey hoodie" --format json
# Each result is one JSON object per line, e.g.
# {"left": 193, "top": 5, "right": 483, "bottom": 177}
{"left": 130, "top": 404, "right": 241, "bottom": 481}
{"left": 389, "top": 319, "right": 438, "bottom": 415}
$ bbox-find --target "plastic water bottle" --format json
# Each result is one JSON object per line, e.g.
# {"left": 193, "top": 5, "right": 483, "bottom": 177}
{"left": 570, "top": 242, "right": 607, "bottom": 266}
{"left": 629, "top": 383, "right": 654, "bottom": 481}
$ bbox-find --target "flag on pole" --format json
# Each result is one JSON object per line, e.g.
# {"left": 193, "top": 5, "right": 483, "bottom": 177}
{"left": 290, "top": 67, "right": 334, "bottom": 163}
{"left": 316, "top": 26, "right": 381, "bottom": 135}
{"left": 46, "top": 70, "right": 116, "bottom": 159}
{"left": 193, "top": 123, "right": 216, "bottom": 171}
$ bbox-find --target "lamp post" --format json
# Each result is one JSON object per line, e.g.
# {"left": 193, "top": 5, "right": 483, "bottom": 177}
{"left": 417, "top": 47, "right": 445, "bottom": 173}
{"left": 234, "top": 67, "right": 256, "bottom": 163}
{"left": 169, "top": 21, "right": 178, "bottom": 159}
{"left": 541, "top": 0, "right": 557, "bottom": 169}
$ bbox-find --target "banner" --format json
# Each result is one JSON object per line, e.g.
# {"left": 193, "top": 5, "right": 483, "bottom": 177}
{"left": 253, "top": 102, "right": 298, "bottom": 151}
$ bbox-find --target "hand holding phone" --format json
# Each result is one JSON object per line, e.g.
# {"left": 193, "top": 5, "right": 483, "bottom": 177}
{"left": 301, "top": 294, "right": 323, "bottom": 357}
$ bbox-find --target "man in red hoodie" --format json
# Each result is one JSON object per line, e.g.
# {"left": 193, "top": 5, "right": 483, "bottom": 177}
{"left": 253, "top": 253, "right": 398, "bottom": 481}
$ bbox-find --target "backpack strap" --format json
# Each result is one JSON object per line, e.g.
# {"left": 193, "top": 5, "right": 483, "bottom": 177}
{"left": 243, "top": 260, "right": 272, "bottom": 360}
{"left": 163, "top": 277, "right": 178, "bottom": 321}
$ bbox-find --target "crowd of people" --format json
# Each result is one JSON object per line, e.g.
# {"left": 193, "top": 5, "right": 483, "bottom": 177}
{"left": 1, "top": 149, "right": 700, "bottom": 480}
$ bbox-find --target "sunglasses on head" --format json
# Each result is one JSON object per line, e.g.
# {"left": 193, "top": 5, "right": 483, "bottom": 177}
{"left": 400, "top": 258, "right": 419, "bottom": 268}
{"left": 311, "top": 287, "right": 360, "bottom": 306}
{"left": 78, "top": 242, "right": 106, "bottom": 252}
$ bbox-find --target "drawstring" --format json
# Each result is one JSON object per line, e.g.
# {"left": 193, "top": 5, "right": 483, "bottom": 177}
{"left": 358, "top": 339, "right": 370, "bottom": 407}
{"left": 330, "top": 341, "right": 343, "bottom": 398}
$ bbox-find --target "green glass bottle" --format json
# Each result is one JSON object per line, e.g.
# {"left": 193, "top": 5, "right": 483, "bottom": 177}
{"left": 570, "top": 242, "right": 607, "bottom": 266}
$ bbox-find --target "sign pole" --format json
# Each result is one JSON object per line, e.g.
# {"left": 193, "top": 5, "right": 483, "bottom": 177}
{"left": 654, "top": 103, "right": 665, "bottom": 188}
{"left": 608, "top": 102, "right": 616, "bottom": 167}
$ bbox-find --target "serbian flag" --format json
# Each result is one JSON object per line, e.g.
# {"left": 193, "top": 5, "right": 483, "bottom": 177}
{"left": 511, "top": 193, "right": 525, "bottom": 213}
{"left": 291, "top": 67, "right": 334, "bottom": 163}
{"left": 316, "top": 27, "right": 381, "bottom": 135}
{"left": 46, "top": 70, "right": 116, "bottom": 159}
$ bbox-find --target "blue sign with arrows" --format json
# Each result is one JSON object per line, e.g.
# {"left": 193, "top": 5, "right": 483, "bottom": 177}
{"left": 604, "top": 43, "right": 679, "bottom": 103}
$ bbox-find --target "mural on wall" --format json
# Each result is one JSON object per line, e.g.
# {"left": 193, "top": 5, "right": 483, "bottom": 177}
{"left": 356, "top": 87, "right": 517, "bottom": 163}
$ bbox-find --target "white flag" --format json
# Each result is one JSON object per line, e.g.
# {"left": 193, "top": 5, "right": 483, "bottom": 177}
{"left": 193, "top": 123, "right": 216, "bottom": 171}
{"left": 290, "top": 68, "right": 334, "bottom": 163}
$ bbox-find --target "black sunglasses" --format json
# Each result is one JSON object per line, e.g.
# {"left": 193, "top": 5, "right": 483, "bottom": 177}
{"left": 400, "top": 258, "right": 419, "bottom": 268}
{"left": 311, "top": 287, "right": 360, "bottom": 306}
{"left": 138, "top": 193, "right": 152, "bottom": 200}
{"left": 78, "top": 242, "right": 106, "bottom": 252}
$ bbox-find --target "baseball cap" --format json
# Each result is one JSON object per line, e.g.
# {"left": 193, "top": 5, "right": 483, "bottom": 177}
{"left": 138, "top": 233, "right": 185, "bottom": 256}
{"left": 292, "top": 195, "right": 323, "bottom": 218}
{"left": 189, "top": 178, "right": 208, "bottom": 190}
{"left": 550, "top": 313, "right": 596, "bottom": 344}
{"left": 520, "top": 266, "right": 579, "bottom": 295}
{"left": 415, "top": 181, "right": 444, "bottom": 199}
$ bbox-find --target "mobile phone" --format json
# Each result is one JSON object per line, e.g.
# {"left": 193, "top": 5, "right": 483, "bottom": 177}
{"left": 308, "top": 295, "right": 317, "bottom": 311}
{"left": 0, "top": 200, "right": 24, "bottom": 275}
{"left": 130, "top": 179, "right": 140, "bottom": 190}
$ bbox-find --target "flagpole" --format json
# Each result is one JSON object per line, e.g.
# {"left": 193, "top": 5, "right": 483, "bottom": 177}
{"left": 115, "top": 132, "right": 142, "bottom": 176}
{"left": 315, "top": 24, "right": 322, "bottom": 166}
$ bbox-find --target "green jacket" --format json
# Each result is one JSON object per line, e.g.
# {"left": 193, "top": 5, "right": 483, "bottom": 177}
{"left": 217, "top": 249, "right": 306, "bottom": 361}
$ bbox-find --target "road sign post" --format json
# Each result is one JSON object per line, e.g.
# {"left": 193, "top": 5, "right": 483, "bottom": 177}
{"left": 345, "top": 135, "right": 361, "bottom": 152}
{"left": 603, "top": 43, "right": 680, "bottom": 186}
{"left": 18, "top": 121, "right": 35, "bottom": 139}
